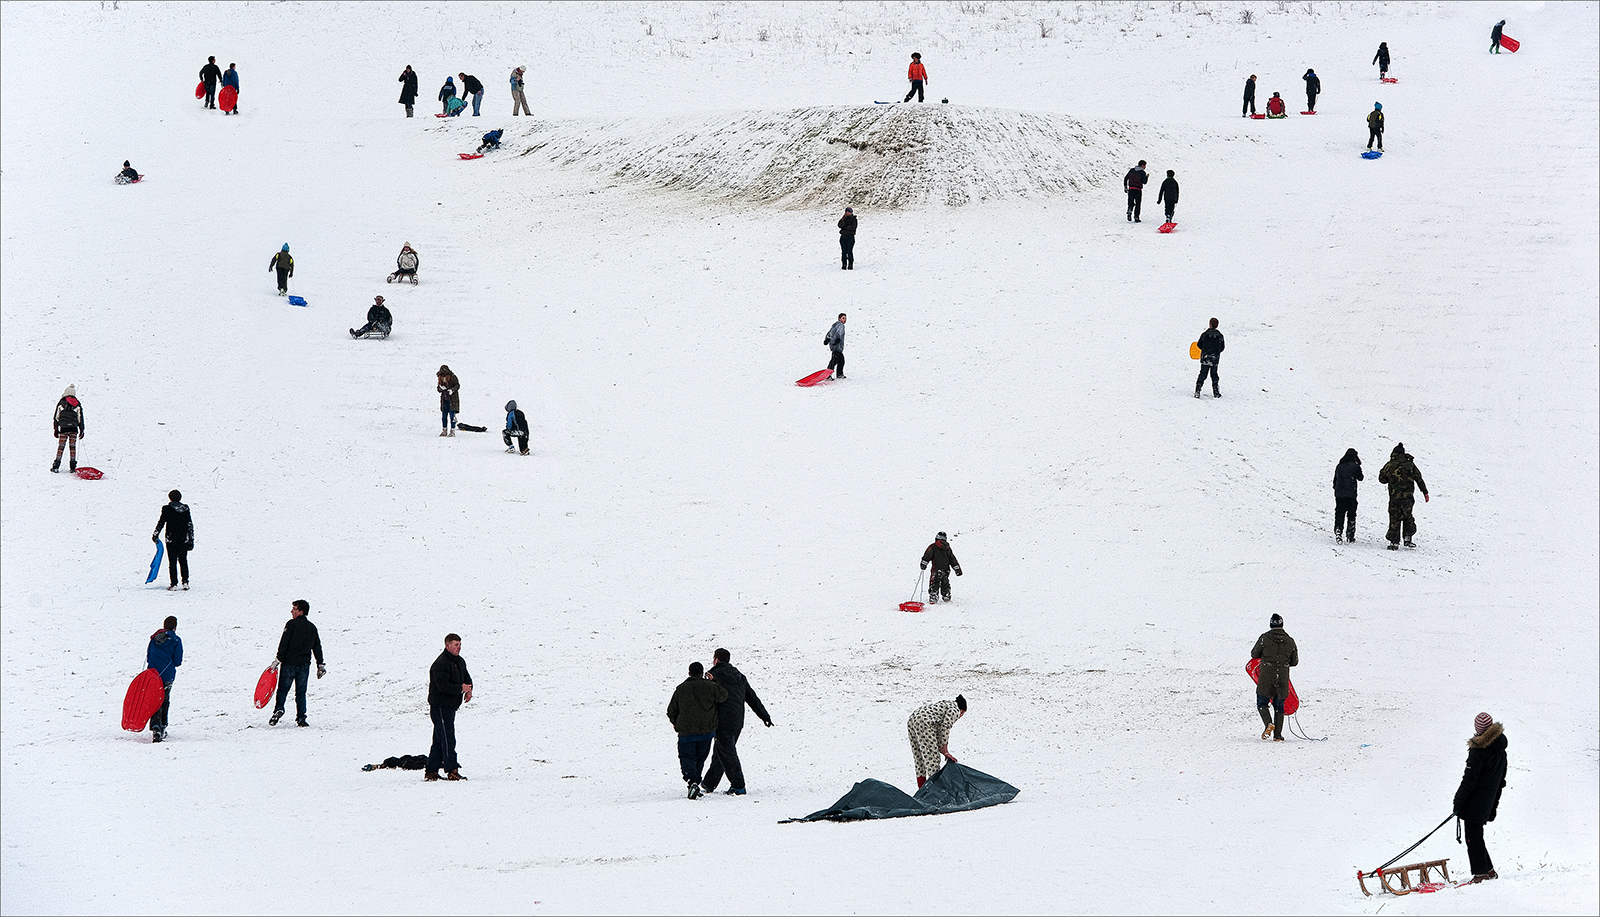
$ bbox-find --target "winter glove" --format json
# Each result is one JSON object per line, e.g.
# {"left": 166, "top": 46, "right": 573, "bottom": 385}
{"left": 317, "top": 665, "right": 326, "bottom": 679}
{"left": 271, "top": 661, "right": 280, "bottom": 672}
{"left": 185, "top": 540, "right": 194, "bottom": 552}
{"left": 763, "top": 719, "right": 773, "bottom": 728}
{"left": 920, "top": 562, "right": 928, "bottom": 571}
{"left": 954, "top": 567, "right": 963, "bottom": 576}
{"left": 152, "top": 533, "right": 159, "bottom": 544}
{"left": 1424, "top": 493, "right": 1430, "bottom": 502}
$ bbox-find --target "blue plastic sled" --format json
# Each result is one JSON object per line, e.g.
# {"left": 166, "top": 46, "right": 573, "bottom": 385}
{"left": 1361, "top": 150, "right": 1383, "bottom": 160}
{"left": 287, "top": 295, "right": 308, "bottom": 306}
{"left": 146, "top": 542, "right": 164, "bottom": 584}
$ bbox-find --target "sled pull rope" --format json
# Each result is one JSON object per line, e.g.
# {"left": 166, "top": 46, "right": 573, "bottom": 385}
{"left": 1360, "top": 813, "right": 1455, "bottom": 879}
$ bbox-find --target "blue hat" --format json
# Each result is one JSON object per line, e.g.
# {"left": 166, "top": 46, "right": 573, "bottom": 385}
{"left": 1374, "top": 102, "right": 1382, "bottom": 110}
{"left": 281, "top": 243, "right": 289, "bottom": 251}
{"left": 446, "top": 76, "right": 454, "bottom": 82}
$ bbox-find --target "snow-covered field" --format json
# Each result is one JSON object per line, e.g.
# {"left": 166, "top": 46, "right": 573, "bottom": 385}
{"left": 2, "top": 2, "right": 1596, "bottom": 913}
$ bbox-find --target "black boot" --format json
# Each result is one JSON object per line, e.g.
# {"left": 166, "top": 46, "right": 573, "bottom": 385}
{"left": 51, "top": 460, "right": 60, "bottom": 473}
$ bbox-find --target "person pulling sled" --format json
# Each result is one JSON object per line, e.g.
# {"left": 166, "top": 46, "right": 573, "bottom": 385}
{"left": 389, "top": 243, "right": 419, "bottom": 284}
{"left": 269, "top": 244, "right": 293, "bottom": 296}
{"left": 920, "top": 532, "right": 962, "bottom": 604}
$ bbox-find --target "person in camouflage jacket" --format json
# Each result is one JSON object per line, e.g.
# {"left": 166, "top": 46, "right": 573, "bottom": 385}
{"left": 1377, "top": 442, "right": 1429, "bottom": 549}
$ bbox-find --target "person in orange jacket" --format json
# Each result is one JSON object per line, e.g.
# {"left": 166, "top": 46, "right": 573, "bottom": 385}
{"left": 904, "top": 52, "right": 928, "bottom": 103}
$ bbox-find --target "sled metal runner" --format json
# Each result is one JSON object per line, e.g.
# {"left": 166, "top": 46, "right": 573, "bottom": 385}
{"left": 1357, "top": 858, "right": 1451, "bottom": 896}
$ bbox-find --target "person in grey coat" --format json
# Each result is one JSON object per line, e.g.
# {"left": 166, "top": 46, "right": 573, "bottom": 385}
{"left": 1250, "top": 614, "right": 1298, "bottom": 741}
{"left": 1333, "top": 448, "right": 1363, "bottom": 542}
{"left": 825, "top": 313, "right": 847, "bottom": 380}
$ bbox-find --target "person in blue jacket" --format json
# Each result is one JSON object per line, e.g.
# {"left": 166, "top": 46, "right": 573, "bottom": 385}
{"left": 438, "top": 76, "right": 456, "bottom": 114}
{"left": 146, "top": 616, "right": 183, "bottom": 743}
{"left": 222, "top": 63, "right": 240, "bottom": 114}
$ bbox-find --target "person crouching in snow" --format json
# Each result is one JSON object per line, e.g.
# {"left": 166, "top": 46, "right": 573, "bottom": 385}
{"left": 920, "top": 531, "right": 962, "bottom": 604}
{"left": 908, "top": 695, "right": 965, "bottom": 788}
{"left": 503, "top": 400, "right": 529, "bottom": 455}
{"left": 477, "top": 129, "right": 503, "bottom": 154}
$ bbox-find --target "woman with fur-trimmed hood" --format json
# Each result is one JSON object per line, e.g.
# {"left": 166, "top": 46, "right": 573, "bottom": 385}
{"left": 1453, "top": 712, "right": 1508, "bottom": 883}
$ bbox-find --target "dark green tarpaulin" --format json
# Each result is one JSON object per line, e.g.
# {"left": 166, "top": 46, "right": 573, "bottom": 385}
{"left": 783, "top": 762, "right": 1019, "bottom": 822}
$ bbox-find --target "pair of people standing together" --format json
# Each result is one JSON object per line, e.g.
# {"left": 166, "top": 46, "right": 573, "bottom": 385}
{"left": 667, "top": 649, "right": 773, "bottom": 799}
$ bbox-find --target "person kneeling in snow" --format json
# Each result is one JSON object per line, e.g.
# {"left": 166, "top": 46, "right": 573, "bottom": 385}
{"left": 503, "top": 400, "right": 529, "bottom": 455}
{"left": 477, "top": 129, "right": 503, "bottom": 154}
{"left": 350, "top": 295, "right": 392, "bottom": 338}
{"left": 908, "top": 695, "right": 965, "bottom": 788}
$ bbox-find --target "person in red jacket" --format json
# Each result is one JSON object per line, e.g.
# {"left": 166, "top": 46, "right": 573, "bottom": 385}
{"left": 1266, "top": 92, "right": 1287, "bottom": 117}
{"left": 904, "top": 52, "right": 928, "bottom": 103}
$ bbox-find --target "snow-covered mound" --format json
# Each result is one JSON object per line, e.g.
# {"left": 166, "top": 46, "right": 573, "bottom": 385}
{"left": 501, "top": 105, "right": 1183, "bottom": 208}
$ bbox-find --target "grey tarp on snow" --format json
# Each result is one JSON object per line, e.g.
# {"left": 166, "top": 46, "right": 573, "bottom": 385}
{"left": 783, "top": 762, "right": 1019, "bottom": 822}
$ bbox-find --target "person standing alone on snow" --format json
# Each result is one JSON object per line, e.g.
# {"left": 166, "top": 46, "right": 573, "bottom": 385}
{"left": 1367, "top": 103, "right": 1384, "bottom": 151}
{"left": 426, "top": 633, "right": 473, "bottom": 781}
{"left": 152, "top": 489, "right": 193, "bottom": 591}
{"left": 1490, "top": 20, "right": 1506, "bottom": 54}
{"left": 510, "top": 66, "right": 531, "bottom": 115}
{"left": 1194, "top": 317, "right": 1224, "bottom": 398}
{"left": 1303, "top": 68, "right": 1321, "bottom": 113}
{"left": 146, "top": 616, "right": 182, "bottom": 743}
{"left": 1453, "top": 712, "right": 1508, "bottom": 884}
{"left": 51, "top": 384, "right": 84, "bottom": 473}
{"left": 701, "top": 648, "right": 774, "bottom": 797}
{"left": 1157, "top": 170, "right": 1179, "bottom": 223}
{"left": 837, "top": 207, "right": 856, "bottom": 270}
{"left": 398, "top": 65, "right": 419, "bottom": 117}
{"left": 668, "top": 661, "right": 727, "bottom": 799}
{"left": 503, "top": 401, "right": 529, "bottom": 455}
{"left": 269, "top": 244, "right": 293, "bottom": 296}
{"left": 436, "top": 365, "right": 460, "bottom": 436}
{"left": 269, "top": 599, "right": 325, "bottom": 727}
{"left": 221, "top": 63, "right": 240, "bottom": 114}
{"left": 908, "top": 695, "right": 965, "bottom": 788}
{"left": 1372, "top": 42, "right": 1391, "bottom": 79}
{"left": 904, "top": 52, "right": 928, "bottom": 103}
{"left": 1250, "top": 614, "right": 1297, "bottom": 741}
{"left": 920, "top": 532, "right": 962, "bottom": 604}
{"left": 1124, "top": 160, "right": 1148, "bottom": 222}
{"left": 1333, "top": 448, "right": 1363, "bottom": 543}
{"left": 1242, "top": 74, "right": 1257, "bottom": 116}
{"left": 199, "top": 55, "right": 222, "bottom": 109}
{"left": 1378, "top": 442, "right": 1428, "bottom": 549}
{"left": 459, "top": 72, "right": 485, "bottom": 116}
{"left": 825, "top": 308, "right": 851, "bottom": 377}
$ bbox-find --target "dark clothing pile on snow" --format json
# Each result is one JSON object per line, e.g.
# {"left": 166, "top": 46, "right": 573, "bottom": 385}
{"left": 147, "top": 628, "right": 184, "bottom": 683}
{"left": 276, "top": 615, "right": 325, "bottom": 667}
{"left": 429, "top": 650, "right": 473, "bottom": 709}
{"left": 785, "top": 762, "right": 1019, "bottom": 823}
{"left": 667, "top": 676, "right": 727, "bottom": 736}
{"left": 369, "top": 755, "right": 428, "bottom": 771}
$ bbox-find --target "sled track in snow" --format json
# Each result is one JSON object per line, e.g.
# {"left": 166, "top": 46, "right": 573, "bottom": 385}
{"left": 493, "top": 105, "right": 1198, "bottom": 209}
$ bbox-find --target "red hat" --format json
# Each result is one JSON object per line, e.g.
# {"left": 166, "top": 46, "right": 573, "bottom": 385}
{"left": 1474, "top": 712, "right": 1493, "bottom": 735}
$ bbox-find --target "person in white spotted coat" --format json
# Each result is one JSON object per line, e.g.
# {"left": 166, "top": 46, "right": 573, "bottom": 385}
{"left": 907, "top": 695, "right": 966, "bottom": 788}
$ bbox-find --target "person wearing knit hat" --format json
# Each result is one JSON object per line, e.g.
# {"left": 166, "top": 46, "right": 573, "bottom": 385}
{"left": 510, "top": 66, "right": 531, "bottom": 116}
{"left": 436, "top": 365, "right": 460, "bottom": 436}
{"left": 1250, "top": 614, "right": 1298, "bottom": 741}
{"left": 907, "top": 695, "right": 965, "bottom": 788}
{"left": 118, "top": 160, "right": 140, "bottom": 183}
{"left": 438, "top": 75, "right": 456, "bottom": 114}
{"left": 1377, "top": 442, "right": 1429, "bottom": 549}
{"left": 1452, "top": 712, "right": 1508, "bottom": 883}
{"left": 390, "top": 242, "right": 420, "bottom": 284}
{"left": 269, "top": 244, "right": 294, "bottom": 296}
{"left": 51, "top": 385, "right": 85, "bottom": 473}
{"left": 920, "top": 532, "right": 962, "bottom": 604}
{"left": 503, "top": 400, "right": 530, "bottom": 455}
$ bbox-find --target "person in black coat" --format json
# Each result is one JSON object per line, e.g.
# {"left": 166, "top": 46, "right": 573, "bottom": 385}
{"left": 118, "top": 160, "right": 140, "bottom": 183}
{"left": 1243, "top": 74, "right": 1257, "bottom": 116}
{"left": 52, "top": 384, "right": 84, "bottom": 473}
{"left": 1156, "top": 170, "right": 1179, "bottom": 223}
{"left": 1333, "top": 448, "right": 1363, "bottom": 542}
{"left": 920, "top": 532, "right": 963, "bottom": 604}
{"left": 1194, "top": 318, "right": 1224, "bottom": 398}
{"left": 199, "top": 56, "right": 223, "bottom": 108}
{"left": 1303, "top": 68, "right": 1321, "bottom": 112}
{"left": 1490, "top": 20, "right": 1506, "bottom": 54}
{"left": 152, "top": 489, "right": 194, "bottom": 590}
{"left": 700, "top": 649, "right": 773, "bottom": 795}
{"left": 398, "top": 65, "right": 419, "bottom": 117}
{"left": 1123, "top": 160, "right": 1148, "bottom": 222}
{"left": 458, "top": 72, "right": 485, "bottom": 116}
{"left": 1372, "top": 43, "right": 1391, "bottom": 79}
{"left": 837, "top": 207, "right": 857, "bottom": 269}
{"left": 1453, "top": 712, "right": 1508, "bottom": 882}
{"left": 269, "top": 599, "right": 325, "bottom": 727}
{"left": 350, "top": 295, "right": 393, "bottom": 338}
{"left": 503, "top": 400, "right": 530, "bottom": 455}
{"left": 426, "top": 633, "right": 474, "bottom": 781}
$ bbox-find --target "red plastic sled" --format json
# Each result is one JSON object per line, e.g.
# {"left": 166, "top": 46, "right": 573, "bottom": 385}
{"left": 458, "top": 153, "right": 483, "bottom": 160}
{"left": 796, "top": 369, "right": 833, "bottom": 387}
{"left": 1499, "top": 34, "right": 1519, "bottom": 53}
{"left": 1380, "top": 77, "right": 1398, "bottom": 84}
{"left": 899, "top": 601, "right": 925, "bottom": 613}
{"left": 1248, "top": 113, "right": 1267, "bottom": 119}
{"left": 1300, "top": 110, "right": 1317, "bottom": 115}
{"left": 123, "top": 668, "right": 166, "bottom": 732}
{"left": 73, "top": 466, "right": 104, "bottom": 480}
{"left": 1245, "top": 658, "right": 1300, "bottom": 715}
{"left": 434, "top": 112, "right": 450, "bottom": 118}
{"left": 195, "top": 81, "right": 205, "bottom": 99}
{"left": 218, "top": 85, "right": 238, "bottom": 113}
{"left": 1158, "top": 222, "right": 1176, "bottom": 233}
{"left": 254, "top": 666, "right": 278, "bottom": 709}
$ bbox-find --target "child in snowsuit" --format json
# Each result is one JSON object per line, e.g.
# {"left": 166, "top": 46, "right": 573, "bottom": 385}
{"left": 1453, "top": 712, "right": 1508, "bottom": 883}
{"left": 1157, "top": 170, "right": 1179, "bottom": 222}
{"left": 438, "top": 77, "right": 456, "bottom": 114}
{"left": 1250, "top": 614, "right": 1297, "bottom": 741}
{"left": 437, "top": 365, "right": 460, "bottom": 436}
{"left": 1333, "top": 448, "right": 1362, "bottom": 542}
{"left": 269, "top": 244, "right": 293, "bottom": 295}
{"left": 920, "top": 532, "right": 962, "bottom": 604}
{"left": 904, "top": 52, "right": 928, "bottom": 103}
{"left": 1373, "top": 43, "right": 1391, "bottom": 79}
{"left": 1124, "top": 160, "right": 1148, "bottom": 222}
{"left": 52, "top": 384, "right": 84, "bottom": 473}
{"left": 1377, "top": 442, "right": 1428, "bottom": 549}
{"left": 503, "top": 400, "right": 529, "bottom": 455}
{"left": 477, "top": 129, "right": 503, "bottom": 153}
{"left": 908, "top": 696, "right": 965, "bottom": 788}
{"left": 1367, "top": 103, "right": 1384, "bottom": 151}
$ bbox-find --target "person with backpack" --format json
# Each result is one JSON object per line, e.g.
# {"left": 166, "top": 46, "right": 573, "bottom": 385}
{"left": 1453, "top": 712, "right": 1508, "bottom": 884}
{"left": 503, "top": 400, "right": 530, "bottom": 455}
{"left": 1194, "top": 317, "right": 1224, "bottom": 398}
{"left": 920, "top": 532, "right": 962, "bottom": 604}
{"left": 436, "top": 365, "right": 460, "bottom": 436}
{"left": 1303, "top": 68, "right": 1321, "bottom": 113}
{"left": 1333, "top": 448, "right": 1363, "bottom": 542}
{"left": 152, "top": 489, "right": 194, "bottom": 591}
{"left": 510, "top": 66, "right": 530, "bottom": 116}
{"left": 904, "top": 52, "right": 928, "bottom": 103}
{"left": 1367, "top": 102, "right": 1385, "bottom": 151}
{"left": 1372, "top": 42, "right": 1391, "bottom": 79}
{"left": 1378, "top": 442, "right": 1429, "bottom": 549}
{"left": 221, "top": 63, "right": 240, "bottom": 114}
{"left": 51, "top": 384, "right": 84, "bottom": 473}
{"left": 1266, "top": 92, "right": 1287, "bottom": 117}
{"left": 1250, "top": 614, "right": 1298, "bottom": 741}
{"left": 837, "top": 207, "right": 856, "bottom": 269}
{"left": 459, "top": 72, "right": 485, "bottom": 116}
{"left": 438, "top": 76, "right": 456, "bottom": 114}
{"left": 198, "top": 56, "right": 222, "bottom": 109}
{"left": 1242, "top": 74, "right": 1257, "bottom": 116}
{"left": 269, "top": 244, "right": 293, "bottom": 296}
{"left": 269, "top": 599, "right": 326, "bottom": 727}
{"left": 1490, "top": 20, "right": 1506, "bottom": 54}
{"left": 824, "top": 313, "right": 847, "bottom": 380}
{"left": 476, "top": 129, "right": 503, "bottom": 154}
{"left": 146, "top": 616, "right": 183, "bottom": 743}
{"left": 1123, "top": 160, "right": 1148, "bottom": 222}
{"left": 350, "top": 295, "right": 393, "bottom": 338}
{"left": 1156, "top": 170, "right": 1179, "bottom": 223}
{"left": 398, "top": 65, "right": 419, "bottom": 117}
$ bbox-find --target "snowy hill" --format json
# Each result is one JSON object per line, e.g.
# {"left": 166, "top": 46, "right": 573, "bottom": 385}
{"left": 2, "top": 2, "right": 1596, "bottom": 914}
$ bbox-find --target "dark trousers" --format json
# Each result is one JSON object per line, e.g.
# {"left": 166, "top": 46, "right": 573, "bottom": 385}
{"left": 428, "top": 703, "right": 460, "bottom": 771}
{"left": 1126, "top": 189, "right": 1142, "bottom": 220}
{"left": 1386, "top": 494, "right": 1417, "bottom": 545}
{"left": 276, "top": 268, "right": 290, "bottom": 293}
{"left": 1307, "top": 91, "right": 1318, "bottom": 111}
{"left": 1243, "top": 96, "right": 1255, "bottom": 115}
{"left": 204, "top": 82, "right": 217, "bottom": 108}
{"left": 1195, "top": 360, "right": 1219, "bottom": 394}
{"left": 504, "top": 430, "right": 529, "bottom": 452}
{"left": 828, "top": 349, "right": 845, "bottom": 378}
{"left": 274, "top": 662, "right": 310, "bottom": 720}
{"left": 1256, "top": 693, "right": 1285, "bottom": 735}
{"left": 1368, "top": 127, "right": 1383, "bottom": 150}
{"left": 1163, "top": 202, "right": 1176, "bottom": 221}
{"left": 166, "top": 543, "right": 190, "bottom": 586}
{"left": 929, "top": 567, "right": 951, "bottom": 600}
{"left": 1335, "top": 497, "right": 1357, "bottom": 537}
{"left": 150, "top": 682, "right": 173, "bottom": 735}
{"left": 1464, "top": 820, "right": 1493, "bottom": 875}
{"left": 677, "top": 732, "right": 714, "bottom": 784}
{"left": 701, "top": 725, "right": 745, "bottom": 791}
{"left": 904, "top": 79, "right": 924, "bottom": 102}
{"left": 839, "top": 233, "right": 855, "bottom": 268}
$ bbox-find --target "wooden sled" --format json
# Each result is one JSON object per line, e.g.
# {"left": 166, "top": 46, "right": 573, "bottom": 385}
{"left": 1357, "top": 858, "right": 1451, "bottom": 896}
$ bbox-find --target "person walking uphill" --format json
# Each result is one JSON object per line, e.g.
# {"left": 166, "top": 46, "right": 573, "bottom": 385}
{"left": 1378, "top": 442, "right": 1428, "bottom": 549}
{"left": 436, "top": 365, "right": 460, "bottom": 436}
{"left": 426, "top": 634, "right": 473, "bottom": 781}
{"left": 145, "top": 616, "right": 183, "bottom": 742}
{"left": 1303, "top": 68, "right": 1321, "bottom": 113}
{"left": 825, "top": 313, "right": 847, "bottom": 380}
{"left": 398, "top": 65, "right": 419, "bottom": 117}
{"left": 1242, "top": 74, "right": 1257, "bottom": 116}
{"left": 1453, "top": 712, "right": 1508, "bottom": 883}
{"left": 701, "top": 648, "right": 774, "bottom": 796}
{"left": 198, "top": 56, "right": 222, "bottom": 109}
{"left": 908, "top": 695, "right": 966, "bottom": 788}
{"left": 51, "top": 384, "right": 84, "bottom": 473}
{"left": 837, "top": 207, "right": 857, "bottom": 270}
{"left": 1124, "top": 160, "right": 1148, "bottom": 222}
{"left": 269, "top": 244, "right": 293, "bottom": 296}
{"left": 1333, "top": 448, "right": 1363, "bottom": 543}
{"left": 1194, "top": 317, "right": 1224, "bottom": 398}
{"left": 667, "top": 661, "right": 727, "bottom": 799}
{"left": 1490, "top": 20, "right": 1506, "bottom": 54}
{"left": 269, "top": 599, "right": 325, "bottom": 727}
{"left": 1373, "top": 42, "right": 1391, "bottom": 79}
{"left": 221, "top": 63, "right": 240, "bottom": 114}
{"left": 920, "top": 532, "right": 962, "bottom": 604}
{"left": 152, "top": 489, "right": 194, "bottom": 591}
{"left": 1367, "top": 103, "right": 1385, "bottom": 151}
{"left": 1157, "top": 170, "right": 1179, "bottom": 223}
{"left": 1250, "top": 614, "right": 1298, "bottom": 741}
{"left": 510, "top": 66, "right": 531, "bottom": 116}
{"left": 459, "top": 72, "right": 485, "bottom": 116}
{"left": 904, "top": 52, "right": 928, "bottom": 103}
